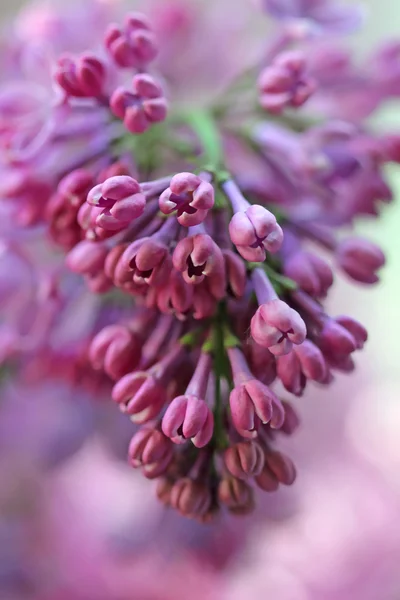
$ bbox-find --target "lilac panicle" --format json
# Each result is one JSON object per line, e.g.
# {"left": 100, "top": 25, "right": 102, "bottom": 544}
{"left": 0, "top": 0, "right": 396, "bottom": 520}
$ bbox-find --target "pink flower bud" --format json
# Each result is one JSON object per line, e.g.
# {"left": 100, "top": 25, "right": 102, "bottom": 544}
{"left": 228, "top": 347, "right": 284, "bottom": 437}
{"left": 170, "top": 478, "right": 212, "bottom": 518}
{"left": 264, "top": 449, "right": 297, "bottom": 486}
{"left": 66, "top": 240, "right": 108, "bottom": 275}
{"left": 277, "top": 340, "right": 328, "bottom": 396}
{"left": 148, "top": 270, "right": 194, "bottom": 319}
{"left": 258, "top": 51, "right": 316, "bottom": 114}
{"left": 159, "top": 173, "right": 214, "bottom": 227}
{"left": 191, "top": 283, "right": 218, "bottom": 320}
{"left": 173, "top": 232, "right": 226, "bottom": 298}
{"left": 218, "top": 477, "right": 255, "bottom": 515}
{"left": 119, "top": 237, "right": 171, "bottom": 287}
{"left": 244, "top": 340, "right": 277, "bottom": 386}
{"left": 318, "top": 318, "right": 357, "bottom": 357}
{"left": 55, "top": 53, "right": 107, "bottom": 98}
{"left": 224, "top": 441, "right": 265, "bottom": 480}
{"left": 280, "top": 401, "right": 301, "bottom": 436}
{"left": 222, "top": 249, "right": 247, "bottom": 298}
{"left": 110, "top": 74, "right": 167, "bottom": 135}
{"left": 112, "top": 370, "right": 166, "bottom": 423}
{"left": 336, "top": 315, "right": 368, "bottom": 350}
{"left": 251, "top": 300, "right": 307, "bottom": 356}
{"left": 105, "top": 12, "right": 158, "bottom": 68}
{"left": 336, "top": 237, "right": 385, "bottom": 284}
{"left": 87, "top": 175, "right": 146, "bottom": 231}
{"left": 254, "top": 464, "right": 280, "bottom": 492}
{"left": 128, "top": 427, "right": 173, "bottom": 479}
{"left": 162, "top": 394, "right": 214, "bottom": 448}
{"left": 89, "top": 324, "right": 142, "bottom": 380}
{"left": 283, "top": 251, "right": 333, "bottom": 297}
{"left": 229, "top": 204, "right": 283, "bottom": 262}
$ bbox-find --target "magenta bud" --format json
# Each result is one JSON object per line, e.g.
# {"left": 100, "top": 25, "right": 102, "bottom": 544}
{"left": 318, "top": 318, "right": 357, "bottom": 356}
{"left": 222, "top": 249, "right": 247, "bottom": 298}
{"left": 224, "top": 441, "right": 265, "bottom": 480}
{"left": 58, "top": 169, "right": 94, "bottom": 205}
{"left": 119, "top": 237, "right": 170, "bottom": 287}
{"left": 244, "top": 340, "right": 277, "bottom": 386}
{"left": 191, "top": 283, "right": 218, "bottom": 320}
{"left": 283, "top": 251, "right": 333, "bottom": 297}
{"left": 254, "top": 465, "right": 279, "bottom": 492}
{"left": 112, "top": 371, "right": 167, "bottom": 423}
{"left": 87, "top": 176, "right": 145, "bottom": 230}
{"left": 173, "top": 233, "right": 226, "bottom": 297}
{"left": 128, "top": 427, "right": 173, "bottom": 479}
{"left": 229, "top": 204, "right": 283, "bottom": 262}
{"left": 159, "top": 173, "right": 214, "bottom": 226}
{"left": 258, "top": 50, "right": 316, "bottom": 114}
{"left": 251, "top": 300, "right": 307, "bottom": 356}
{"left": 66, "top": 240, "right": 107, "bottom": 275}
{"left": 336, "top": 237, "right": 385, "bottom": 284}
{"left": 105, "top": 12, "right": 158, "bottom": 69}
{"left": 89, "top": 324, "right": 142, "bottom": 380}
{"left": 110, "top": 74, "right": 167, "bottom": 135}
{"left": 55, "top": 53, "right": 106, "bottom": 98}
{"left": 280, "top": 401, "right": 301, "bottom": 436}
{"left": 150, "top": 270, "right": 194, "bottom": 318}
{"left": 162, "top": 395, "right": 214, "bottom": 448}
{"left": 218, "top": 477, "right": 255, "bottom": 516}
{"left": 335, "top": 315, "right": 368, "bottom": 350}
{"left": 264, "top": 450, "right": 297, "bottom": 486}
{"left": 170, "top": 478, "right": 212, "bottom": 518}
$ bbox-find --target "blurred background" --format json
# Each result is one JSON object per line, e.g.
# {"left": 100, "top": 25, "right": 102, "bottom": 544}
{"left": 1, "top": 1, "right": 400, "bottom": 599}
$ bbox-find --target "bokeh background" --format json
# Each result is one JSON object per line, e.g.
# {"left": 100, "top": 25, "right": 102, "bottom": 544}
{"left": 1, "top": 1, "right": 400, "bottom": 599}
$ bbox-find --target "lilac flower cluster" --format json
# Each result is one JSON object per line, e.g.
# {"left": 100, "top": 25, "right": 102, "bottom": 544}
{"left": 1, "top": 0, "right": 399, "bottom": 521}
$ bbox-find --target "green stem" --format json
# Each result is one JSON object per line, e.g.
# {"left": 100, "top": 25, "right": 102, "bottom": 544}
{"left": 179, "top": 109, "right": 224, "bottom": 170}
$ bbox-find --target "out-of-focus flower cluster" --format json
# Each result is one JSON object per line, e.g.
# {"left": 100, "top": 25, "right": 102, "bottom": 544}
{"left": 0, "top": 0, "right": 399, "bottom": 523}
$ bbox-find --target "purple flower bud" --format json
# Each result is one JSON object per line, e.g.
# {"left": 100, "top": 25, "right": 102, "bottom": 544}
{"left": 65, "top": 240, "right": 108, "bottom": 275}
{"left": 159, "top": 173, "right": 214, "bottom": 227}
{"left": 162, "top": 352, "right": 214, "bottom": 448}
{"left": 110, "top": 74, "right": 167, "bottom": 135}
{"left": 228, "top": 347, "right": 284, "bottom": 437}
{"left": 336, "top": 237, "right": 386, "bottom": 284}
{"left": 335, "top": 315, "right": 367, "bottom": 350}
{"left": 191, "top": 283, "right": 218, "bottom": 320}
{"left": 283, "top": 250, "right": 333, "bottom": 297}
{"left": 258, "top": 51, "right": 316, "bottom": 114}
{"left": 280, "top": 401, "right": 301, "bottom": 435}
{"left": 128, "top": 427, "right": 173, "bottom": 479}
{"left": 254, "top": 465, "right": 279, "bottom": 492}
{"left": 147, "top": 269, "right": 194, "bottom": 319}
{"left": 170, "top": 478, "right": 212, "bottom": 519}
{"left": 105, "top": 12, "right": 158, "bottom": 68}
{"left": 264, "top": 449, "right": 297, "bottom": 486}
{"left": 173, "top": 231, "right": 226, "bottom": 298}
{"left": 277, "top": 340, "right": 328, "bottom": 395}
{"left": 55, "top": 53, "right": 107, "bottom": 98}
{"left": 318, "top": 318, "right": 357, "bottom": 356}
{"left": 229, "top": 204, "right": 283, "bottom": 262}
{"left": 218, "top": 476, "right": 255, "bottom": 516}
{"left": 251, "top": 269, "right": 306, "bottom": 355}
{"left": 87, "top": 175, "right": 146, "bottom": 231}
{"left": 118, "top": 238, "right": 171, "bottom": 287}
{"left": 89, "top": 324, "right": 142, "bottom": 380}
{"left": 224, "top": 441, "right": 265, "bottom": 480}
{"left": 222, "top": 249, "right": 247, "bottom": 298}
{"left": 245, "top": 340, "right": 277, "bottom": 386}
{"left": 112, "top": 344, "right": 183, "bottom": 422}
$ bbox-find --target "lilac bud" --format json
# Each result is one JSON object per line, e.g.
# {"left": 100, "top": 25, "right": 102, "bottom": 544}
{"left": 218, "top": 477, "right": 255, "bottom": 516}
{"left": 105, "top": 12, "right": 158, "bottom": 68}
{"left": 318, "top": 318, "right": 357, "bottom": 357}
{"left": 148, "top": 270, "right": 194, "bottom": 318}
{"left": 251, "top": 300, "right": 307, "bottom": 356}
{"left": 283, "top": 251, "right": 333, "bottom": 297}
{"left": 229, "top": 204, "right": 283, "bottom": 262}
{"left": 128, "top": 427, "right": 173, "bottom": 479}
{"left": 66, "top": 240, "right": 108, "bottom": 275}
{"left": 258, "top": 51, "right": 316, "bottom": 114}
{"left": 162, "top": 352, "right": 214, "bottom": 448}
{"left": 224, "top": 441, "right": 265, "bottom": 480}
{"left": 277, "top": 340, "right": 328, "bottom": 396}
{"left": 112, "top": 370, "right": 166, "bottom": 423}
{"left": 336, "top": 315, "right": 368, "bottom": 350}
{"left": 280, "top": 401, "right": 301, "bottom": 436}
{"left": 254, "top": 465, "right": 279, "bottom": 492}
{"left": 191, "top": 283, "right": 218, "bottom": 320}
{"left": 118, "top": 237, "right": 171, "bottom": 287}
{"left": 245, "top": 340, "right": 277, "bottom": 386}
{"left": 110, "top": 74, "right": 167, "bottom": 135}
{"left": 170, "top": 478, "right": 212, "bottom": 519}
{"left": 87, "top": 176, "right": 146, "bottom": 230}
{"left": 336, "top": 237, "right": 386, "bottom": 284}
{"left": 222, "top": 249, "right": 247, "bottom": 298}
{"left": 159, "top": 173, "right": 214, "bottom": 227}
{"left": 55, "top": 53, "right": 107, "bottom": 98}
{"left": 228, "top": 347, "right": 284, "bottom": 437}
{"left": 89, "top": 324, "right": 142, "bottom": 380}
{"left": 264, "top": 449, "right": 297, "bottom": 486}
{"left": 173, "top": 232, "right": 226, "bottom": 298}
